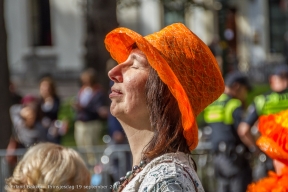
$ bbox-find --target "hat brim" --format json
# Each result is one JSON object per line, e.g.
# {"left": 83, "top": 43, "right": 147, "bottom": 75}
{"left": 257, "top": 136, "right": 288, "bottom": 166}
{"left": 105, "top": 28, "right": 198, "bottom": 150}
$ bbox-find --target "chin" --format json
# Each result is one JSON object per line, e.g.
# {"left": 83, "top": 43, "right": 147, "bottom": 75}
{"left": 110, "top": 109, "right": 119, "bottom": 117}
{"left": 110, "top": 107, "right": 124, "bottom": 119}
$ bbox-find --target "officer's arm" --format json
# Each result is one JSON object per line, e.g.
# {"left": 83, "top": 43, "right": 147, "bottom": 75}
{"left": 238, "top": 122, "right": 257, "bottom": 151}
{"left": 237, "top": 104, "right": 259, "bottom": 152}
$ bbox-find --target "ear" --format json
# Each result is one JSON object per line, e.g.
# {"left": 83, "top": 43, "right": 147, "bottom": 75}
{"left": 269, "top": 75, "right": 276, "bottom": 84}
{"left": 269, "top": 75, "right": 273, "bottom": 84}
{"left": 231, "top": 82, "right": 240, "bottom": 90}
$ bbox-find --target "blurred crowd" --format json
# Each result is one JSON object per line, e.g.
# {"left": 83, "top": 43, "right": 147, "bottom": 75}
{"left": 7, "top": 65, "right": 129, "bottom": 147}
{"left": 5, "top": 64, "right": 130, "bottom": 186}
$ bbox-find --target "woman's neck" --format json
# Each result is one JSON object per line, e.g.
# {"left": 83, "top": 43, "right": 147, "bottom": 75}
{"left": 119, "top": 121, "right": 154, "bottom": 166}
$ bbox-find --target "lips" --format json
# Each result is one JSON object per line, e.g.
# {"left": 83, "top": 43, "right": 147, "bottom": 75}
{"left": 109, "top": 88, "right": 123, "bottom": 98}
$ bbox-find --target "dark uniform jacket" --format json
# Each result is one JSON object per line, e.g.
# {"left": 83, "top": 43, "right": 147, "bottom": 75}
{"left": 203, "top": 93, "right": 246, "bottom": 153}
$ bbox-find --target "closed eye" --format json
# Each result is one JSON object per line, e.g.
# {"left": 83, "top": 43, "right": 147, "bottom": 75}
{"left": 131, "top": 66, "right": 139, "bottom": 69}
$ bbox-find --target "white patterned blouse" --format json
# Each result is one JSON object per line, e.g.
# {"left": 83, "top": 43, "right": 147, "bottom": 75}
{"left": 122, "top": 152, "right": 205, "bottom": 192}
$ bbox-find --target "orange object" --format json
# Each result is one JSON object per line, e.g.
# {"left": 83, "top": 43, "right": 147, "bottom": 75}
{"left": 247, "top": 167, "right": 288, "bottom": 192}
{"left": 105, "top": 23, "right": 224, "bottom": 150}
{"left": 247, "top": 109, "right": 288, "bottom": 192}
{"left": 257, "top": 109, "right": 288, "bottom": 166}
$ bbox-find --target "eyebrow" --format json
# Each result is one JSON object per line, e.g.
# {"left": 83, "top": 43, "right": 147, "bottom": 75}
{"left": 130, "top": 49, "right": 147, "bottom": 60}
{"left": 128, "top": 43, "right": 149, "bottom": 65}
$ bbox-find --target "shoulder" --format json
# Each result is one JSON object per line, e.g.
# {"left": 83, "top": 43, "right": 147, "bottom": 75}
{"left": 254, "top": 91, "right": 271, "bottom": 101}
{"left": 225, "top": 98, "right": 242, "bottom": 116}
{"left": 253, "top": 92, "right": 271, "bottom": 112}
{"left": 226, "top": 98, "right": 241, "bottom": 107}
{"left": 92, "top": 87, "right": 105, "bottom": 97}
{"left": 138, "top": 159, "right": 203, "bottom": 192}
{"left": 10, "top": 104, "right": 22, "bottom": 113}
{"left": 208, "top": 93, "right": 228, "bottom": 105}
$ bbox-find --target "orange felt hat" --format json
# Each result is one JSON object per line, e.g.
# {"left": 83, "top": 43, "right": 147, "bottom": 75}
{"left": 257, "top": 109, "right": 288, "bottom": 166}
{"left": 105, "top": 23, "right": 224, "bottom": 150}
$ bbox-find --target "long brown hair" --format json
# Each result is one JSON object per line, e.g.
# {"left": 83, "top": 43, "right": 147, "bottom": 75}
{"left": 143, "top": 67, "right": 190, "bottom": 161}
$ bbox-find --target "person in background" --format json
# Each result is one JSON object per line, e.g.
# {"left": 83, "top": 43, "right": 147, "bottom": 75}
{"left": 6, "top": 142, "right": 90, "bottom": 192}
{"left": 203, "top": 72, "right": 253, "bottom": 192}
{"left": 5, "top": 96, "right": 41, "bottom": 178}
{"left": 9, "top": 96, "right": 47, "bottom": 148}
{"left": 39, "top": 76, "right": 61, "bottom": 144}
{"left": 238, "top": 64, "right": 288, "bottom": 180}
{"left": 74, "top": 68, "right": 108, "bottom": 165}
{"left": 9, "top": 81, "right": 22, "bottom": 106}
{"left": 6, "top": 95, "right": 50, "bottom": 171}
{"left": 247, "top": 109, "right": 288, "bottom": 191}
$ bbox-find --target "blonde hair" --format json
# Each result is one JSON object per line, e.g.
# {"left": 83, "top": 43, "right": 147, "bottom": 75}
{"left": 6, "top": 143, "right": 90, "bottom": 192}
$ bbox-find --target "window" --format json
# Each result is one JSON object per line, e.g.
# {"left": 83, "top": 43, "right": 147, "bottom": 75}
{"left": 30, "top": 0, "right": 53, "bottom": 46}
{"left": 268, "top": 0, "right": 288, "bottom": 53}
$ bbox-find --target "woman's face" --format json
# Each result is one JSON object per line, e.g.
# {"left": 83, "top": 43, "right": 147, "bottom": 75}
{"left": 108, "top": 49, "right": 150, "bottom": 124}
{"left": 39, "top": 81, "right": 51, "bottom": 98}
{"left": 80, "top": 73, "right": 92, "bottom": 87}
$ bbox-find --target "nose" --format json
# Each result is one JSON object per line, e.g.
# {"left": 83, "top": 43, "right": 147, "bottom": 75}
{"left": 108, "top": 64, "right": 123, "bottom": 83}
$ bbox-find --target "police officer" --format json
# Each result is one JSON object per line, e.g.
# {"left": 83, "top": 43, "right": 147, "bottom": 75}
{"left": 238, "top": 64, "right": 288, "bottom": 179}
{"left": 204, "top": 71, "right": 252, "bottom": 192}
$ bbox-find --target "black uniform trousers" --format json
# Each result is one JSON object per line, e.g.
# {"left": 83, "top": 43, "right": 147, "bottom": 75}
{"left": 213, "top": 152, "right": 252, "bottom": 192}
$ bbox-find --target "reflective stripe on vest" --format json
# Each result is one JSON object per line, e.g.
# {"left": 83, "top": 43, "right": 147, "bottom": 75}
{"left": 204, "top": 94, "right": 242, "bottom": 125}
{"left": 254, "top": 92, "right": 288, "bottom": 115}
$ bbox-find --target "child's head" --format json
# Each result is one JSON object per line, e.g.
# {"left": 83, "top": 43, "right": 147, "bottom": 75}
{"left": 6, "top": 143, "right": 91, "bottom": 192}
{"left": 19, "top": 100, "right": 42, "bottom": 129}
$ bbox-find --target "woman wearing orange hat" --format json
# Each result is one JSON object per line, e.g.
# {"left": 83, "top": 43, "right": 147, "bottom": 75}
{"left": 105, "top": 23, "right": 224, "bottom": 192}
{"left": 247, "top": 109, "right": 288, "bottom": 192}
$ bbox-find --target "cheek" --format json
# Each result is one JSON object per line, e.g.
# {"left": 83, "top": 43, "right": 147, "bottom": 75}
{"left": 40, "top": 86, "right": 49, "bottom": 94}
{"left": 124, "top": 74, "right": 148, "bottom": 110}
{"left": 126, "top": 76, "right": 147, "bottom": 99}
{"left": 110, "top": 102, "right": 118, "bottom": 116}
